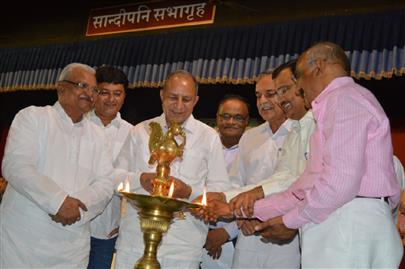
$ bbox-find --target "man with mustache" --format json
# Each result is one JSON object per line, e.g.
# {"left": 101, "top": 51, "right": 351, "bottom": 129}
{"left": 86, "top": 65, "right": 133, "bottom": 269}
{"left": 0, "top": 63, "right": 114, "bottom": 268}
{"left": 252, "top": 42, "right": 403, "bottom": 268}
{"left": 228, "top": 59, "right": 312, "bottom": 219}
{"left": 201, "top": 95, "right": 249, "bottom": 269}
{"left": 223, "top": 70, "right": 299, "bottom": 269}
{"left": 115, "top": 70, "right": 230, "bottom": 269}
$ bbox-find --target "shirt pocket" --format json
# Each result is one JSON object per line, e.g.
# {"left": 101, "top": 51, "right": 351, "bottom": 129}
{"left": 178, "top": 152, "right": 208, "bottom": 185}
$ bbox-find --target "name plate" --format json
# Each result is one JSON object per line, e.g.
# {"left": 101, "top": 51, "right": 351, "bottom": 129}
{"left": 86, "top": 0, "right": 216, "bottom": 36}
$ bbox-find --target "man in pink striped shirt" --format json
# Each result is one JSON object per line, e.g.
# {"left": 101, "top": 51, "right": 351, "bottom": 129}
{"left": 251, "top": 42, "right": 403, "bottom": 268}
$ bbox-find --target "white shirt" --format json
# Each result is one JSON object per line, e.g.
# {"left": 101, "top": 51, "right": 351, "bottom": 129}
{"left": 86, "top": 110, "right": 133, "bottom": 239}
{"left": 212, "top": 144, "right": 240, "bottom": 239}
{"left": 225, "top": 111, "right": 315, "bottom": 200}
{"left": 225, "top": 120, "right": 294, "bottom": 199}
{"left": 115, "top": 114, "right": 230, "bottom": 263}
{"left": 0, "top": 102, "right": 114, "bottom": 268}
{"left": 223, "top": 144, "right": 239, "bottom": 171}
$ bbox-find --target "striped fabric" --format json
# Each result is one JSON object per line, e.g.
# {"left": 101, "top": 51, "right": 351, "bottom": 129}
{"left": 0, "top": 10, "right": 404, "bottom": 92}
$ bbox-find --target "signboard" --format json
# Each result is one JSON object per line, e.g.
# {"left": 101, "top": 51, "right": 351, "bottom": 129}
{"left": 86, "top": 0, "right": 216, "bottom": 36}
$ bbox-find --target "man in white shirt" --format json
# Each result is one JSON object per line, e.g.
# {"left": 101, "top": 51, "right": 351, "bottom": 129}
{"left": 202, "top": 95, "right": 249, "bottom": 269}
{"left": 0, "top": 63, "right": 114, "bottom": 268}
{"left": 195, "top": 61, "right": 307, "bottom": 267}
{"left": 115, "top": 70, "right": 230, "bottom": 269}
{"left": 228, "top": 60, "right": 312, "bottom": 217}
{"left": 224, "top": 70, "right": 299, "bottom": 269}
{"left": 86, "top": 66, "right": 133, "bottom": 269}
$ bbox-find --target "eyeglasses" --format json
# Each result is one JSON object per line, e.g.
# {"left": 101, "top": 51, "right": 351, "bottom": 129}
{"left": 275, "top": 84, "right": 294, "bottom": 97}
{"left": 61, "top": 80, "right": 98, "bottom": 93}
{"left": 217, "top": 113, "right": 247, "bottom": 123}
{"left": 255, "top": 90, "right": 277, "bottom": 99}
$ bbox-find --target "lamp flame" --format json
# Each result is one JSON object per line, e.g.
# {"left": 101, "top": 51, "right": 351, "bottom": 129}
{"left": 117, "top": 182, "right": 123, "bottom": 192}
{"left": 118, "top": 180, "right": 130, "bottom": 192}
{"left": 201, "top": 187, "right": 207, "bottom": 206}
{"left": 168, "top": 181, "right": 174, "bottom": 198}
{"left": 124, "top": 181, "right": 130, "bottom": 192}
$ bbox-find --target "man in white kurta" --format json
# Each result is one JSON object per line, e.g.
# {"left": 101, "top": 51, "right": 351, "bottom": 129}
{"left": 224, "top": 71, "right": 300, "bottom": 269}
{"left": 86, "top": 65, "right": 133, "bottom": 269}
{"left": 0, "top": 63, "right": 114, "bottom": 268}
{"left": 202, "top": 95, "right": 249, "bottom": 269}
{"left": 115, "top": 70, "right": 230, "bottom": 269}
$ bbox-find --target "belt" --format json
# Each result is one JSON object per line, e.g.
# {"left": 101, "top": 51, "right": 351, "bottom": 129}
{"left": 355, "top": 196, "right": 389, "bottom": 204}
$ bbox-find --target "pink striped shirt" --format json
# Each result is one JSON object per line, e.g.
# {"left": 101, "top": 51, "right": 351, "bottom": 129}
{"left": 254, "top": 77, "right": 400, "bottom": 229}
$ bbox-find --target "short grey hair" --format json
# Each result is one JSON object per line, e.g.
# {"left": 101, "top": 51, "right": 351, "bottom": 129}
{"left": 58, "top": 63, "right": 95, "bottom": 81}
{"left": 256, "top": 68, "right": 273, "bottom": 82}
{"left": 163, "top": 69, "right": 199, "bottom": 95}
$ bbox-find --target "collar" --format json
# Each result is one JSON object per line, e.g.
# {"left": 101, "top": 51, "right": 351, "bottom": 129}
{"left": 54, "top": 101, "right": 84, "bottom": 126}
{"left": 223, "top": 143, "right": 239, "bottom": 151}
{"left": 156, "top": 113, "right": 196, "bottom": 134}
{"left": 271, "top": 119, "right": 294, "bottom": 140}
{"left": 299, "top": 110, "right": 314, "bottom": 124}
{"left": 87, "top": 110, "right": 121, "bottom": 128}
{"left": 311, "top": 76, "right": 354, "bottom": 107}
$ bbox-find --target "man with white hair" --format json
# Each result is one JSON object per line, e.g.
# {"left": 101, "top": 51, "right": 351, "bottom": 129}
{"left": 115, "top": 70, "right": 230, "bottom": 269}
{"left": 0, "top": 63, "right": 114, "bottom": 268}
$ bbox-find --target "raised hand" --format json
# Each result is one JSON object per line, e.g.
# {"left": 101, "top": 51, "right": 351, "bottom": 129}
{"left": 140, "top": 172, "right": 155, "bottom": 193}
{"left": 169, "top": 176, "right": 192, "bottom": 199}
{"left": 238, "top": 219, "right": 261, "bottom": 236}
{"left": 230, "top": 186, "right": 264, "bottom": 217}
{"left": 190, "top": 196, "right": 233, "bottom": 223}
{"left": 254, "top": 216, "right": 297, "bottom": 244}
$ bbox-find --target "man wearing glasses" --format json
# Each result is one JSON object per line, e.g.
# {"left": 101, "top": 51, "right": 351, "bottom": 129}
{"left": 0, "top": 63, "right": 114, "bottom": 268}
{"left": 221, "top": 70, "right": 299, "bottom": 269}
{"left": 252, "top": 42, "right": 403, "bottom": 268}
{"left": 85, "top": 65, "right": 133, "bottom": 269}
{"left": 228, "top": 59, "right": 312, "bottom": 220}
{"left": 201, "top": 94, "right": 249, "bottom": 269}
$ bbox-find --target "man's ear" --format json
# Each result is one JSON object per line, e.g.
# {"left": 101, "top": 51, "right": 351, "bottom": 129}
{"left": 56, "top": 82, "right": 64, "bottom": 94}
{"left": 314, "top": 58, "right": 326, "bottom": 76}
{"left": 193, "top": 95, "right": 199, "bottom": 106}
{"left": 159, "top": 89, "right": 164, "bottom": 102}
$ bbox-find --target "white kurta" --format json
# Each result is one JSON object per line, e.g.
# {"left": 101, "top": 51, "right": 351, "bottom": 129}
{"left": 115, "top": 114, "right": 230, "bottom": 269}
{"left": 0, "top": 102, "right": 114, "bottom": 268}
{"left": 226, "top": 119, "right": 301, "bottom": 269}
{"left": 201, "top": 144, "right": 240, "bottom": 269}
{"left": 86, "top": 111, "right": 133, "bottom": 240}
{"left": 224, "top": 111, "right": 315, "bottom": 199}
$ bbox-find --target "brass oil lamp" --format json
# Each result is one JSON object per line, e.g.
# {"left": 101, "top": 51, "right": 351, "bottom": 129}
{"left": 119, "top": 121, "right": 202, "bottom": 269}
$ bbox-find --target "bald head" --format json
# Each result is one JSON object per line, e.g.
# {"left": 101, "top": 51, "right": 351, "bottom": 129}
{"left": 295, "top": 42, "right": 351, "bottom": 104}
{"left": 163, "top": 70, "right": 198, "bottom": 95}
{"left": 300, "top": 41, "right": 350, "bottom": 75}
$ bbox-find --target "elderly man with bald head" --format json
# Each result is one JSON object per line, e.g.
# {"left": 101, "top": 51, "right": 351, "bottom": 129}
{"left": 114, "top": 70, "right": 230, "bottom": 269}
{"left": 252, "top": 42, "right": 403, "bottom": 268}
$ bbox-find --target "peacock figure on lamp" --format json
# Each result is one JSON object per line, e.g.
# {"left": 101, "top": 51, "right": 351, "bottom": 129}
{"left": 148, "top": 121, "right": 186, "bottom": 197}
